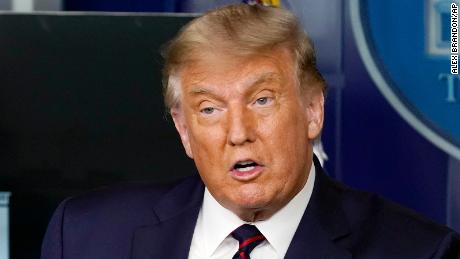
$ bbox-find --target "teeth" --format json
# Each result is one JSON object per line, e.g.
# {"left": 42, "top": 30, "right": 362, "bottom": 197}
{"left": 239, "top": 161, "right": 254, "bottom": 165}
{"left": 236, "top": 166, "right": 255, "bottom": 172}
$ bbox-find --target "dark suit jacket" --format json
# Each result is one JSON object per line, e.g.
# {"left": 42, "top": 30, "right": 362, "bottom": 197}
{"left": 42, "top": 158, "right": 460, "bottom": 258}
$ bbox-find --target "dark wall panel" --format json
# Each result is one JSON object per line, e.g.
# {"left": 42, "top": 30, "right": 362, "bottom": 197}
{"left": 0, "top": 13, "right": 194, "bottom": 258}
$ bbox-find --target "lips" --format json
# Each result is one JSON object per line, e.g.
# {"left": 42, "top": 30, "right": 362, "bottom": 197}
{"left": 229, "top": 159, "right": 264, "bottom": 181}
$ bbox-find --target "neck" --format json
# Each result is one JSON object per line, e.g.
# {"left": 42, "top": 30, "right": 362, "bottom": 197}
{"left": 236, "top": 208, "right": 276, "bottom": 222}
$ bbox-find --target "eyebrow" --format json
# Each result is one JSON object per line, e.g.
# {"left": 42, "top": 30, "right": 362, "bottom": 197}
{"left": 187, "top": 72, "right": 280, "bottom": 96}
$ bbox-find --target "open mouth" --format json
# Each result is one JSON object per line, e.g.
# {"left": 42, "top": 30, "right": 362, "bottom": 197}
{"left": 233, "top": 161, "right": 259, "bottom": 172}
{"left": 230, "top": 160, "right": 264, "bottom": 181}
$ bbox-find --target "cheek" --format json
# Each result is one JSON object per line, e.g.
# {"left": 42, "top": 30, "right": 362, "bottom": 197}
{"left": 260, "top": 104, "right": 308, "bottom": 143}
{"left": 187, "top": 122, "right": 228, "bottom": 178}
{"left": 189, "top": 131, "right": 219, "bottom": 162}
{"left": 260, "top": 108, "right": 309, "bottom": 170}
{"left": 188, "top": 114, "right": 225, "bottom": 153}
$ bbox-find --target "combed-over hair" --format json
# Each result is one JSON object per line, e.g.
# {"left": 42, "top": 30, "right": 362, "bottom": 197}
{"left": 161, "top": 4, "right": 325, "bottom": 110}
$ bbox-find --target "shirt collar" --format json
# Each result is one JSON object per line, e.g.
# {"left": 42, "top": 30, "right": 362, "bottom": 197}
{"left": 199, "top": 187, "right": 244, "bottom": 256}
{"left": 254, "top": 164, "right": 315, "bottom": 257}
{"left": 199, "top": 163, "right": 316, "bottom": 258}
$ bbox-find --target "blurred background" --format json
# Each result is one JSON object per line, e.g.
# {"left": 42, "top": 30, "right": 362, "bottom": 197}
{"left": 1, "top": 0, "right": 459, "bottom": 258}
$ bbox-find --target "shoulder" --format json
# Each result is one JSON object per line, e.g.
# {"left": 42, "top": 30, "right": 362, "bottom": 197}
{"left": 326, "top": 177, "right": 460, "bottom": 257}
{"left": 334, "top": 178, "right": 450, "bottom": 234}
{"left": 42, "top": 175, "right": 203, "bottom": 259}
{"left": 61, "top": 175, "right": 202, "bottom": 222}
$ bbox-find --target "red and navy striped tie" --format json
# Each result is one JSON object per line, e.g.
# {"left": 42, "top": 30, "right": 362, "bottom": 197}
{"left": 231, "top": 224, "right": 266, "bottom": 259}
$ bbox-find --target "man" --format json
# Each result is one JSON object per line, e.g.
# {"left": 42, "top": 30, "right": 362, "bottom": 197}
{"left": 42, "top": 4, "right": 460, "bottom": 259}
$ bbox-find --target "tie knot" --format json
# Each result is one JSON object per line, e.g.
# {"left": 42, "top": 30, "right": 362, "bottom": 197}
{"left": 231, "top": 224, "right": 266, "bottom": 257}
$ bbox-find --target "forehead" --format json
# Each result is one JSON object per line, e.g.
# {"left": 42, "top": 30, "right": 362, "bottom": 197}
{"left": 178, "top": 48, "right": 297, "bottom": 94}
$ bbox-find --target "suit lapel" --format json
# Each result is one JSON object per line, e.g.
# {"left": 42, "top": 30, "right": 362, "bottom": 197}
{"left": 131, "top": 176, "right": 204, "bottom": 259}
{"left": 285, "top": 156, "right": 352, "bottom": 259}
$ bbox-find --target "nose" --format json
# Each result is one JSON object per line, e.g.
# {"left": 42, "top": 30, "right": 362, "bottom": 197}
{"left": 227, "top": 106, "right": 256, "bottom": 146}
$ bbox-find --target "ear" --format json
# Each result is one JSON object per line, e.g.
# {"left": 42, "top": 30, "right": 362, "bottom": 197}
{"left": 171, "top": 107, "right": 194, "bottom": 159}
{"left": 306, "top": 90, "right": 325, "bottom": 140}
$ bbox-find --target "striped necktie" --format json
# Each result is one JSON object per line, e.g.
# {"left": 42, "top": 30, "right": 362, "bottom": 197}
{"left": 231, "top": 224, "right": 266, "bottom": 259}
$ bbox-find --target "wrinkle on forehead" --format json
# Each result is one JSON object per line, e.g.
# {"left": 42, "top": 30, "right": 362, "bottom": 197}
{"left": 187, "top": 71, "right": 281, "bottom": 97}
{"left": 177, "top": 49, "right": 298, "bottom": 106}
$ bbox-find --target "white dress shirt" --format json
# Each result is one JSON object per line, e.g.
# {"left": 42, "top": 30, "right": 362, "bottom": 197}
{"left": 188, "top": 163, "right": 316, "bottom": 259}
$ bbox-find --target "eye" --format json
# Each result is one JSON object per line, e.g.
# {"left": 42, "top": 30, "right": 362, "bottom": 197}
{"left": 255, "top": 97, "right": 272, "bottom": 106}
{"left": 200, "top": 107, "right": 215, "bottom": 115}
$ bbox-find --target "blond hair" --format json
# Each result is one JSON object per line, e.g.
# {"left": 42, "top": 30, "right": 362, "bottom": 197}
{"left": 161, "top": 4, "right": 325, "bottom": 109}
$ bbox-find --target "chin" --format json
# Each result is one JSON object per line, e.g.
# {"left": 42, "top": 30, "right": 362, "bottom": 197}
{"left": 233, "top": 186, "right": 270, "bottom": 209}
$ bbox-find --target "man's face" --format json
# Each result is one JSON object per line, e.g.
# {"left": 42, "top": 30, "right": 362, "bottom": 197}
{"left": 172, "top": 48, "right": 324, "bottom": 221}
